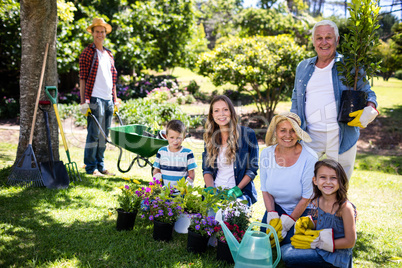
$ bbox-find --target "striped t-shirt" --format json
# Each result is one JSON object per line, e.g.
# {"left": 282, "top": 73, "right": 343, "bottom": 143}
{"left": 153, "top": 146, "right": 197, "bottom": 187}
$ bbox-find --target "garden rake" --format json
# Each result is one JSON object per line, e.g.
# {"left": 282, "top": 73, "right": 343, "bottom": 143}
{"left": 45, "top": 86, "right": 81, "bottom": 182}
{"left": 7, "top": 43, "right": 49, "bottom": 187}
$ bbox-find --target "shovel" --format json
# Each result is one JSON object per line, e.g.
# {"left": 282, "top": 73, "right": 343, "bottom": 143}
{"left": 39, "top": 102, "right": 70, "bottom": 189}
{"left": 45, "top": 86, "right": 81, "bottom": 182}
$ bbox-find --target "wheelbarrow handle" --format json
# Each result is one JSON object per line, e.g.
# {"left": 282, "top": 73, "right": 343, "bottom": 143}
{"left": 113, "top": 105, "right": 124, "bottom": 126}
{"left": 88, "top": 112, "right": 112, "bottom": 144}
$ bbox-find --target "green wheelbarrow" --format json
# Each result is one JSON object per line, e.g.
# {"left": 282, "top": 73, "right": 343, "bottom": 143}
{"left": 109, "top": 124, "right": 168, "bottom": 172}
{"left": 89, "top": 112, "right": 168, "bottom": 173}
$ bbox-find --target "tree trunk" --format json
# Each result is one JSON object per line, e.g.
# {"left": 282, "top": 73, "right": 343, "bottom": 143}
{"left": 17, "top": 0, "right": 58, "bottom": 164}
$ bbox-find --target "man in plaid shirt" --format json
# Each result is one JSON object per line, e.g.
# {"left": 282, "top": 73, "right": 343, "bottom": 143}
{"left": 79, "top": 18, "right": 119, "bottom": 177}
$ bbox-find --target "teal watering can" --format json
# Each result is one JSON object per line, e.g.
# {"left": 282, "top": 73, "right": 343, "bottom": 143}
{"left": 215, "top": 209, "right": 281, "bottom": 268}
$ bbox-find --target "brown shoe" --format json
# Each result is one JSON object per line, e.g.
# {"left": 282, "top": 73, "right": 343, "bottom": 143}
{"left": 100, "top": 170, "right": 115, "bottom": 176}
{"left": 92, "top": 170, "right": 105, "bottom": 177}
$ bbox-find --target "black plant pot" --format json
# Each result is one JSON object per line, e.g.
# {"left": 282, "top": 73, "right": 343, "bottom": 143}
{"left": 116, "top": 209, "right": 137, "bottom": 231}
{"left": 153, "top": 220, "right": 174, "bottom": 242}
{"left": 187, "top": 229, "right": 209, "bottom": 254}
{"left": 216, "top": 240, "right": 234, "bottom": 264}
{"left": 337, "top": 90, "right": 368, "bottom": 123}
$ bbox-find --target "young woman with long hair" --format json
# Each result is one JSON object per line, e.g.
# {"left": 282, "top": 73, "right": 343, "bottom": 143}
{"left": 202, "top": 95, "right": 258, "bottom": 206}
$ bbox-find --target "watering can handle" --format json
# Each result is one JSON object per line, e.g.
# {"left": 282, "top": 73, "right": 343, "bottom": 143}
{"left": 45, "top": 86, "right": 58, "bottom": 105}
{"left": 247, "top": 222, "right": 282, "bottom": 268}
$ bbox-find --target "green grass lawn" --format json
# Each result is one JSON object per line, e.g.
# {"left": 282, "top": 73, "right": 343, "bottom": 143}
{"left": 0, "top": 75, "right": 401, "bottom": 267}
{"left": 0, "top": 142, "right": 401, "bottom": 267}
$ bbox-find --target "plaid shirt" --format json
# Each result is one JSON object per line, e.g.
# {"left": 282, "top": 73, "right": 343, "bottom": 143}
{"left": 79, "top": 43, "right": 117, "bottom": 102}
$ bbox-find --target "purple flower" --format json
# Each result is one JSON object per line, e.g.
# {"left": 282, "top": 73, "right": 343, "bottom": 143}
{"left": 168, "top": 212, "right": 173, "bottom": 216}
{"left": 149, "top": 215, "right": 154, "bottom": 221}
{"left": 124, "top": 185, "right": 129, "bottom": 189}
{"left": 195, "top": 225, "right": 200, "bottom": 230}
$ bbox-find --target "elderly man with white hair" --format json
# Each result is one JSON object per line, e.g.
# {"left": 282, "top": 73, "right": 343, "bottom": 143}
{"left": 290, "top": 20, "right": 378, "bottom": 180}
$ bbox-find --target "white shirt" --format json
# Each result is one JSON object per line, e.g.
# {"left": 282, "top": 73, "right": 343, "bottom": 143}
{"left": 260, "top": 144, "right": 317, "bottom": 215}
{"left": 305, "top": 59, "right": 338, "bottom": 132}
{"left": 214, "top": 146, "right": 236, "bottom": 189}
{"left": 91, "top": 49, "right": 113, "bottom": 100}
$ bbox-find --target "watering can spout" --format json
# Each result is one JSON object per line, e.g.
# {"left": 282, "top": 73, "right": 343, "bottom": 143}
{"left": 215, "top": 209, "right": 240, "bottom": 259}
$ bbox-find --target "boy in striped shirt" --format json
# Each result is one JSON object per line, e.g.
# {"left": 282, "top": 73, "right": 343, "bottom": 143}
{"left": 153, "top": 120, "right": 197, "bottom": 187}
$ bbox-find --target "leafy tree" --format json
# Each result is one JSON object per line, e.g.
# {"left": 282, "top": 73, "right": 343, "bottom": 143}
{"left": 375, "top": 40, "right": 401, "bottom": 81}
{"left": 235, "top": 5, "right": 312, "bottom": 46}
{"left": 392, "top": 22, "right": 402, "bottom": 55}
{"left": 195, "top": 0, "right": 243, "bottom": 49}
{"left": 197, "top": 35, "right": 309, "bottom": 120}
{"left": 259, "top": 0, "right": 279, "bottom": 9}
{"left": 0, "top": 0, "right": 21, "bottom": 99}
{"left": 111, "top": 0, "right": 196, "bottom": 73}
{"left": 184, "top": 23, "right": 210, "bottom": 69}
{"left": 377, "top": 13, "right": 398, "bottom": 41}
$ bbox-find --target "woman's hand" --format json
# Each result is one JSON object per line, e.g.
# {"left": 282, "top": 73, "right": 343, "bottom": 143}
{"left": 290, "top": 197, "right": 310, "bottom": 221}
{"left": 203, "top": 173, "right": 214, "bottom": 188}
{"left": 262, "top": 191, "right": 275, "bottom": 212}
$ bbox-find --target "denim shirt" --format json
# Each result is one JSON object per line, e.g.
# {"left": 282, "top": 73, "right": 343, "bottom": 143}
{"left": 202, "top": 126, "right": 259, "bottom": 204}
{"left": 290, "top": 52, "right": 378, "bottom": 154}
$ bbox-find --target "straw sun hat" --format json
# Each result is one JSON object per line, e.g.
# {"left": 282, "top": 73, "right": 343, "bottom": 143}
{"left": 265, "top": 112, "right": 312, "bottom": 146}
{"left": 86, "top": 18, "right": 112, "bottom": 34}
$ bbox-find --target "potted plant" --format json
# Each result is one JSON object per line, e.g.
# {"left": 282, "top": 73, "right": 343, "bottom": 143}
{"left": 187, "top": 213, "right": 217, "bottom": 254}
{"left": 336, "top": 0, "right": 381, "bottom": 122}
{"left": 214, "top": 201, "right": 252, "bottom": 263}
{"left": 173, "top": 178, "right": 201, "bottom": 233}
{"left": 115, "top": 178, "right": 142, "bottom": 231}
{"left": 139, "top": 180, "right": 183, "bottom": 242}
{"left": 172, "top": 180, "right": 233, "bottom": 233}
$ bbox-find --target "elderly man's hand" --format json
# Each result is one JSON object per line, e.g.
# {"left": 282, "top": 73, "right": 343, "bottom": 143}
{"left": 348, "top": 106, "right": 379, "bottom": 128}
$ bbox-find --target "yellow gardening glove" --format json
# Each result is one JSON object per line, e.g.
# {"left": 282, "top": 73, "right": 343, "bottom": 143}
{"left": 348, "top": 106, "right": 379, "bottom": 128}
{"left": 291, "top": 228, "right": 335, "bottom": 253}
{"left": 266, "top": 212, "right": 295, "bottom": 247}
{"left": 294, "top": 216, "right": 315, "bottom": 235}
{"left": 113, "top": 104, "right": 119, "bottom": 116}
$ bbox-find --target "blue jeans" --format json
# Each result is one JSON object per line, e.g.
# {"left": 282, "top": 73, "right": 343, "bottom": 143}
{"left": 84, "top": 97, "right": 113, "bottom": 174}
{"left": 261, "top": 203, "right": 312, "bottom": 245}
{"left": 281, "top": 244, "right": 336, "bottom": 268}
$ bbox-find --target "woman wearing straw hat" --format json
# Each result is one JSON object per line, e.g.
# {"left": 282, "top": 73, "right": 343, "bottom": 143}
{"left": 260, "top": 112, "right": 318, "bottom": 245}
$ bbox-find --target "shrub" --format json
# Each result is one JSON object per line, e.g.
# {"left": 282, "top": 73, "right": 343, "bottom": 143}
{"left": 58, "top": 98, "right": 203, "bottom": 130}
{"left": 395, "top": 70, "right": 402, "bottom": 80}
{"left": 186, "top": 80, "right": 200, "bottom": 95}
{"left": 0, "top": 97, "right": 19, "bottom": 119}
{"left": 184, "top": 95, "right": 196, "bottom": 104}
{"left": 119, "top": 98, "right": 202, "bottom": 130}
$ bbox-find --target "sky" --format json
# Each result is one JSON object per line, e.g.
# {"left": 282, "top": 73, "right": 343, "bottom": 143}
{"left": 242, "top": 0, "right": 402, "bottom": 20}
